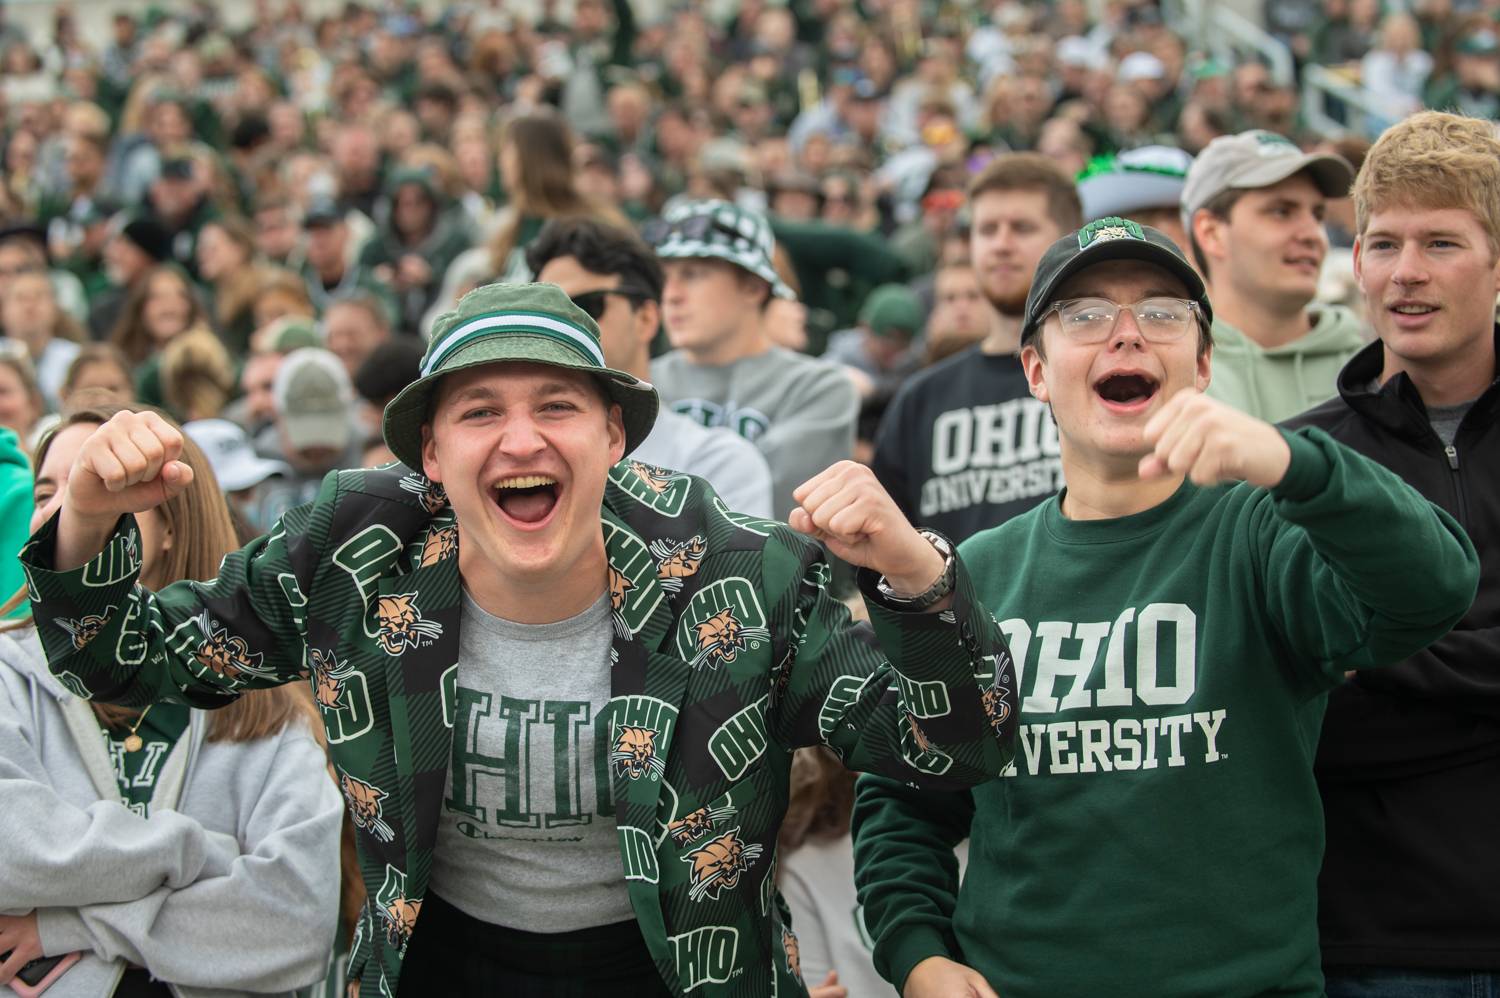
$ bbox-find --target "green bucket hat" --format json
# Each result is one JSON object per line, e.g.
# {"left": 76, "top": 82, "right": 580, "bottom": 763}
{"left": 382, "top": 283, "right": 659, "bottom": 470}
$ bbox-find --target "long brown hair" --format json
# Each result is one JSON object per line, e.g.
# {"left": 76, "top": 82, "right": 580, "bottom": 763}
{"left": 201, "top": 217, "right": 260, "bottom": 334}
{"left": 487, "top": 112, "right": 626, "bottom": 274}
{"left": 778, "top": 746, "right": 857, "bottom": 852}
{"left": 108, "top": 264, "right": 210, "bottom": 367}
{"left": 0, "top": 402, "right": 318, "bottom": 744}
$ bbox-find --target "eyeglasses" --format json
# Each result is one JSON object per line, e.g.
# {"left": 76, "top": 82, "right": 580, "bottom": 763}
{"left": 1044, "top": 297, "right": 1203, "bottom": 344}
{"left": 569, "top": 286, "right": 658, "bottom": 320}
{"left": 640, "top": 215, "right": 752, "bottom": 249}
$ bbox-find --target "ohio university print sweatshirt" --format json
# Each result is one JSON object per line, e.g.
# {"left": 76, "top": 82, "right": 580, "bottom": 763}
{"left": 852, "top": 427, "right": 1479, "bottom": 998}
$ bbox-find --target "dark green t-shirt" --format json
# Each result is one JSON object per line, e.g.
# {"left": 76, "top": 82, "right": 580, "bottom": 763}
{"left": 101, "top": 703, "right": 191, "bottom": 817}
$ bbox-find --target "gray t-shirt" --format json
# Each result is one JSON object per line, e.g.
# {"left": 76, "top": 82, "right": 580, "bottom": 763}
{"left": 429, "top": 591, "right": 633, "bottom": 931}
{"left": 651, "top": 346, "right": 858, "bottom": 520}
{"left": 1427, "top": 399, "right": 1476, "bottom": 448}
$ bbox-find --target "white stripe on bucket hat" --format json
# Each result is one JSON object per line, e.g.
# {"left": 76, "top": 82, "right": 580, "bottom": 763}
{"left": 421, "top": 311, "right": 606, "bottom": 378}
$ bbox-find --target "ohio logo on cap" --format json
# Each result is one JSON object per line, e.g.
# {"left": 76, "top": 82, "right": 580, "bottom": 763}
{"left": 1077, "top": 217, "right": 1147, "bottom": 249}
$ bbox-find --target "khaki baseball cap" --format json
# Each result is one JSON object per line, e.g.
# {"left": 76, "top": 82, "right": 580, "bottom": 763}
{"left": 1180, "top": 130, "right": 1354, "bottom": 231}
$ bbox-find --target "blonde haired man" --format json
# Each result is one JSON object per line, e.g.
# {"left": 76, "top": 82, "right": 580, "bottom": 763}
{"left": 1290, "top": 111, "right": 1499, "bottom": 998}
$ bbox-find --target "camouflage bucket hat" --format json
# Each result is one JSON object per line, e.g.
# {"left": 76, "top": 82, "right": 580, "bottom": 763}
{"left": 643, "top": 199, "right": 796, "bottom": 299}
{"left": 382, "top": 282, "right": 659, "bottom": 470}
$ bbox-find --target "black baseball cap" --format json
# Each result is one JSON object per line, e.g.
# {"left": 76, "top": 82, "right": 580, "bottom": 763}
{"left": 1021, "top": 217, "right": 1212, "bottom": 344}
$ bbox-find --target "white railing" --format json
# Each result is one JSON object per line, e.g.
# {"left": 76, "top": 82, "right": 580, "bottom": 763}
{"left": 1301, "top": 63, "right": 1395, "bottom": 138}
{"left": 1165, "top": 0, "right": 1388, "bottom": 138}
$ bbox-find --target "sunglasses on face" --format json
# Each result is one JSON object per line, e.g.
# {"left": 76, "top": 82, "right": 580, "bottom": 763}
{"left": 569, "top": 286, "right": 658, "bottom": 319}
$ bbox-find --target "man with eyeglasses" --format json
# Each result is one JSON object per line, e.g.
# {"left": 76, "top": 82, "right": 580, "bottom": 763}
{"left": 526, "top": 217, "right": 774, "bottom": 518}
{"left": 851, "top": 217, "right": 1479, "bottom": 998}
{"left": 645, "top": 200, "right": 858, "bottom": 520}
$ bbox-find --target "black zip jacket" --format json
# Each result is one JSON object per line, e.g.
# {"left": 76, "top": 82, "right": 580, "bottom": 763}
{"left": 1286, "top": 330, "right": 1500, "bottom": 970}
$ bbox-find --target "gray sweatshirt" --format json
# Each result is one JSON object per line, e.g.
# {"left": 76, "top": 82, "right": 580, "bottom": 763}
{"left": 650, "top": 347, "right": 859, "bottom": 520}
{"left": 0, "top": 628, "right": 343, "bottom": 998}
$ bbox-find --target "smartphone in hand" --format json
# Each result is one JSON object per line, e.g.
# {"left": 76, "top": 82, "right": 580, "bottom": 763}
{"left": 5, "top": 952, "right": 81, "bottom": 997}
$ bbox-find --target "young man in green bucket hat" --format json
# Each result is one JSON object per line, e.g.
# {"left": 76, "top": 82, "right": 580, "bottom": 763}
{"left": 19, "top": 282, "right": 1020, "bottom": 998}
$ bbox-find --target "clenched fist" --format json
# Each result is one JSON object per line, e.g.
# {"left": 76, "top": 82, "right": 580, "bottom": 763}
{"left": 55, "top": 410, "right": 194, "bottom": 570}
{"left": 790, "top": 461, "right": 946, "bottom": 601}
{"left": 1139, "top": 389, "right": 1291, "bottom": 488}
{"left": 903, "top": 956, "right": 999, "bottom": 998}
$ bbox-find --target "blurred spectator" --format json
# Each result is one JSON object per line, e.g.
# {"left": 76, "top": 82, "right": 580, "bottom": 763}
{"left": 358, "top": 167, "right": 471, "bottom": 332}
{"left": 1313, "top": 0, "right": 1381, "bottom": 65}
{"left": 351, "top": 336, "right": 425, "bottom": 448}
{"left": 323, "top": 291, "right": 394, "bottom": 379}
{"left": 826, "top": 283, "right": 924, "bottom": 406}
{"left": 234, "top": 321, "right": 314, "bottom": 429}
{"left": 89, "top": 215, "right": 173, "bottom": 339}
{"left": 252, "top": 195, "right": 304, "bottom": 270}
{"left": 0, "top": 223, "right": 88, "bottom": 327}
{"left": 434, "top": 112, "right": 627, "bottom": 327}
{"left": 159, "top": 327, "right": 235, "bottom": 423}
{"left": 778, "top": 747, "right": 883, "bottom": 998}
{"left": 1077, "top": 146, "right": 1196, "bottom": 256}
{"left": 302, "top": 198, "right": 390, "bottom": 318}
{"left": 58, "top": 342, "right": 134, "bottom": 410}
{"left": 1425, "top": 28, "right": 1500, "bottom": 119}
{"left": 106, "top": 263, "right": 205, "bottom": 404}
{"left": 251, "top": 267, "right": 317, "bottom": 330}
{"left": 1361, "top": 14, "right": 1433, "bottom": 119}
{"left": 143, "top": 155, "right": 218, "bottom": 278}
{"left": 0, "top": 351, "right": 44, "bottom": 445}
{"left": 924, "top": 260, "right": 996, "bottom": 365}
{"left": 195, "top": 217, "right": 260, "bottom": 355}
{"left": 871, "top": 154, "right": 1075, "bottom": 542}
{"left": 252, "top": 347, "right": 362, "bottom": 526}
{"left": 649, "top": 199, "right": 857, "bottom": 520}
{"left": 0, "top": 268, "right": 82, "bottom": 409}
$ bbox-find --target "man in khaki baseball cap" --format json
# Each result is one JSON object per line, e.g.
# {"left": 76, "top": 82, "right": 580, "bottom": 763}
{"left": 1182, "top": 130, "right": 1363, "bottom": 422}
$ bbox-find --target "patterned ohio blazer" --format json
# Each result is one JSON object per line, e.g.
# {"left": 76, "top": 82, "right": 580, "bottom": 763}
{"left": 22, "top": 460, "right": 1018, "bottom": 998}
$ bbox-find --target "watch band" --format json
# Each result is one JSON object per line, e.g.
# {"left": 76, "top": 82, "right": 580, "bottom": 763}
{"left": 876, "top": 529, "right": 957, "bottom": 610}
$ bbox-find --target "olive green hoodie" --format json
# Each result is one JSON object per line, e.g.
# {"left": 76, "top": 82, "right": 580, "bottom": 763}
{"left": 1206, "top": 305, "right": 1368, "bottom": 423}
{"left": 1, "top": 427, "right": 32, "bottom": 616}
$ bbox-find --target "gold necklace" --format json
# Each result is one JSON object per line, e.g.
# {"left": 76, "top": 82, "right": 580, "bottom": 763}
{"left": 122, "top": 705, "right": 153, "bottom": 753}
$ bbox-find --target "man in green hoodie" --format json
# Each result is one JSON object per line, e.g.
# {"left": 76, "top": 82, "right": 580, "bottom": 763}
{"left": 850, "top": 218, "right": 1479, "bottom": 998}
{"left": 1183, "top": 130, "right": 1366, "bottom": 422}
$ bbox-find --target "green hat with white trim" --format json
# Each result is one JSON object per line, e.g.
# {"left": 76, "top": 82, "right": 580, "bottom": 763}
{"left": 382, "top": 282, "right": 659, "bottom": 470}
{"left": 644, "top": 199, "right": 796, "bottom": 300}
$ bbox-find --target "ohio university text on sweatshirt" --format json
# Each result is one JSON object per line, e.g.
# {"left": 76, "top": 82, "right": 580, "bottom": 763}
{"left": 852, "top": 427, "right": 1478, "bottom": 998}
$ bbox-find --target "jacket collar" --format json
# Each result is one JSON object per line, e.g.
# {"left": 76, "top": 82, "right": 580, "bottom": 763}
{"left": 1335, "top": 324, "right": 1500, "bottom": 441}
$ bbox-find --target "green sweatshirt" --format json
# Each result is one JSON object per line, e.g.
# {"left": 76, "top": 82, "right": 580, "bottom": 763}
{"left": 852, "top": 428, "right": 1478, "bottom": 998}
{"left": 1206, "top": 305, "right": 1367, "bottom": 423}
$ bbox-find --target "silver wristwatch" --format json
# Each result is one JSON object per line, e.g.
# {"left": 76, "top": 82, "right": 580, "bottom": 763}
{"left": 876, "top": 529, "right": 957, "bottom": 610}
